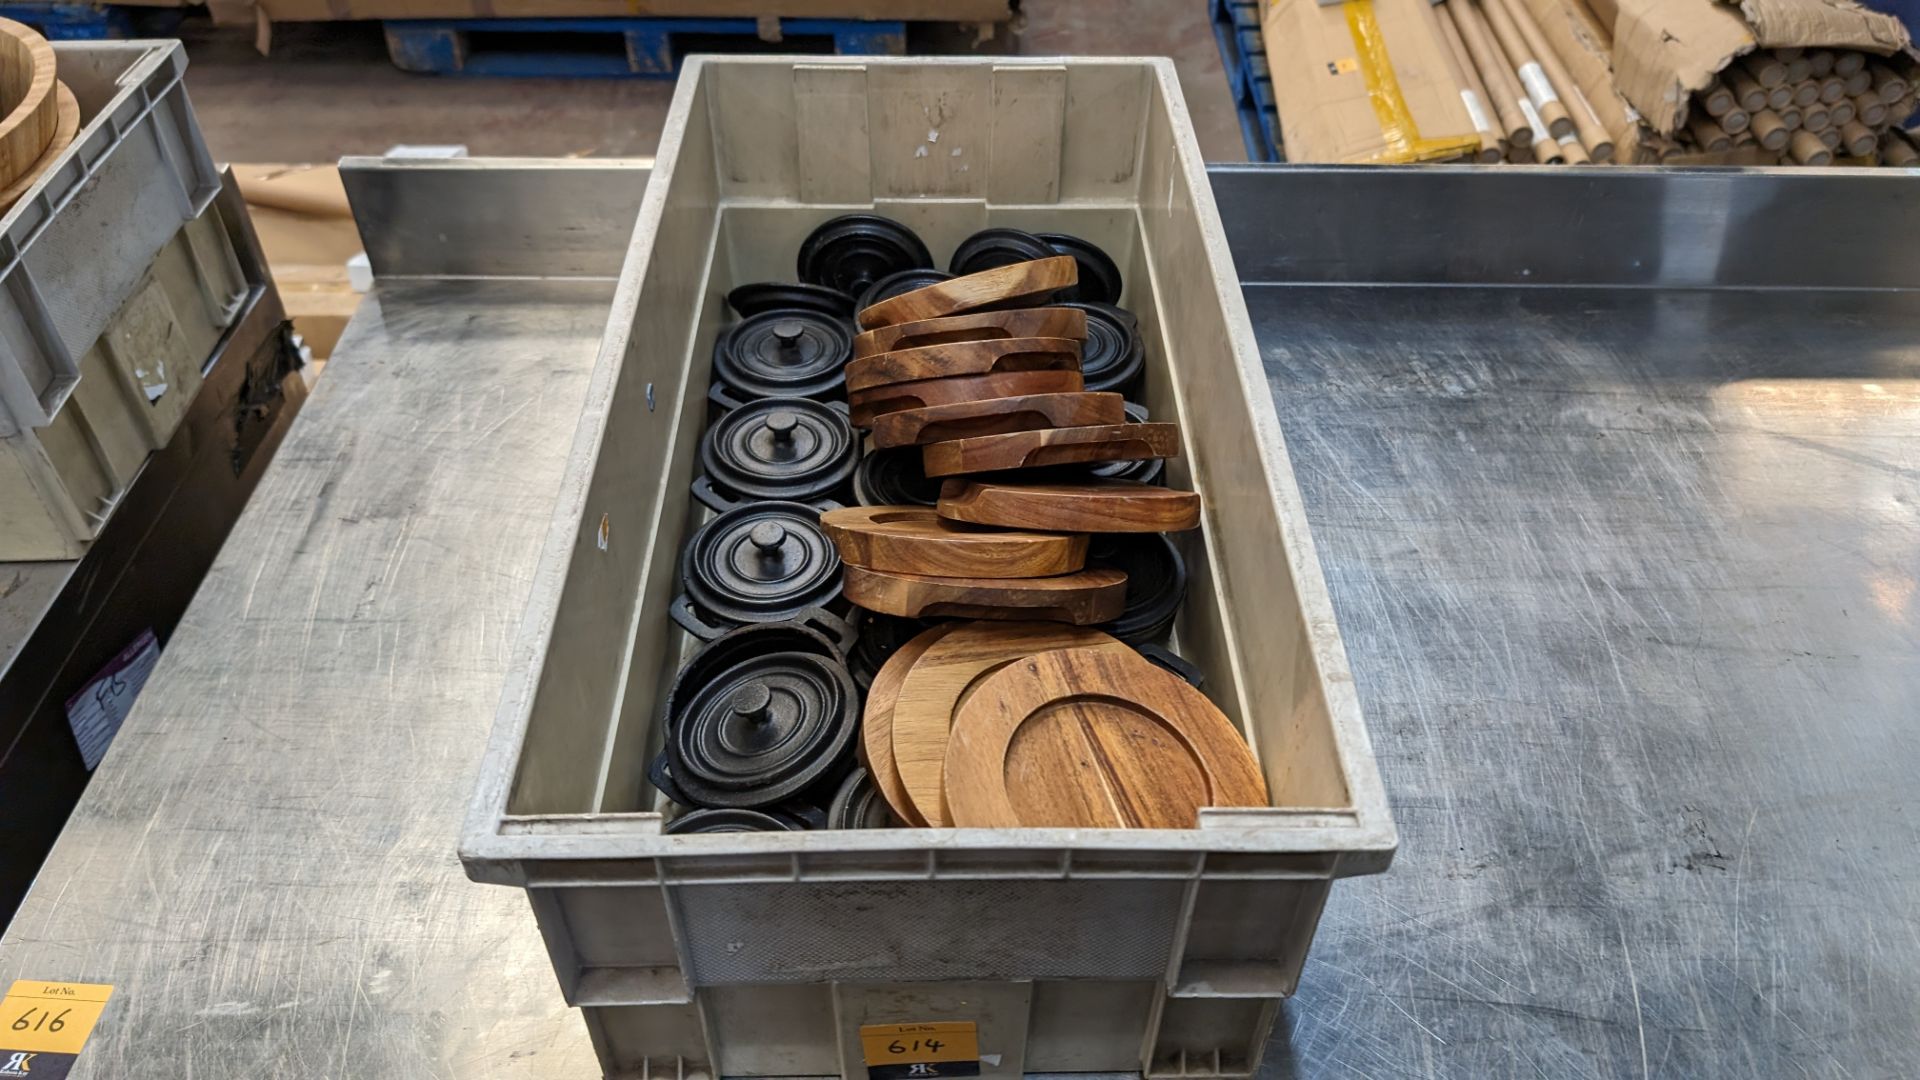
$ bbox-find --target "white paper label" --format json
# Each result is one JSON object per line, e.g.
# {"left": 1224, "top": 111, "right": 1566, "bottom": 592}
{"left": 1520, "top": 62, "right": 1560, "bottom": 107}
{"left": 1460, "top": 90, "right": 1494, "bottom": 135}
{"left": 64, "top": 629, "right": 160, "bottom": 771}
{"left": 1519, "top": 98, "right": 1551, "bottom": 142}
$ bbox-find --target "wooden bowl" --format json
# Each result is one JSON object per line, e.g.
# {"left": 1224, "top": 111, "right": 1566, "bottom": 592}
{"left": 0, "top": 80, "right": 76, "bottom": 213}
{"left": 0, "top": 19, "right": 58, "bottom": 193}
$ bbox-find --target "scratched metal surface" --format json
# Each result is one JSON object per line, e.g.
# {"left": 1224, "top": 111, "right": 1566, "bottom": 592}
{"left": 0, "top": 277, "right": 613, "bottom": 1078}
{"left": 1248, "top": 282, "right": 1920, "bottom": 1079}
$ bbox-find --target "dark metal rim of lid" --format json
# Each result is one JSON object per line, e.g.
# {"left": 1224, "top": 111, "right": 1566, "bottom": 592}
{"left": 664, "top": 808, "right": 801, "bottom": 834}
{"left": 852, "top": 447, "right": 943, "bottom": 508}
{"left": 797, "top": 214, "right": 935, "bottom": 295}
{"left": 1091, "top": 532, "right": 1188, "bottom": 644}
{"left": 725, "top": 281, "right": 857, "bottom": 319}
{"left": 711, "top": 309, "right": 853, "bottom": 401}
{"left": 828, "top": 767, "right": 900, "bottom": 829}
{"left": 855, "top": 267, "right": 955, "bottom": 315}
{"left": 698, "top": 396, "right": 860, "bottom": 504}
{"left": 679, "top": 501, "right": 845, "bottom": 628}
{"left": 1038, "top": 233, "right": 1125, "bottom": 305}
{"left": 948, "top": 227, "right": 1058, "bottom": 276}
{"left": 1061, "top": 301, "right": 1145, "bottom": 396}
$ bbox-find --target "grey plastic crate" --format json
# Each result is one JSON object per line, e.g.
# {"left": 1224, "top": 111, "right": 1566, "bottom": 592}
{"left": 0, "top": 40, "right": 219, "bottom": 437}
{"left": 461, "top": 57, "right": 1396, "bottom": 1080}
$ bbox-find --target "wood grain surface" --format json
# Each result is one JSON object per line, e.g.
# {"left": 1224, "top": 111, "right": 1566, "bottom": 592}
{"left": 943, "top": 646, "right": 1269, "bottom": 828}
{"left": 853, "top": 307, "right": 1088, "bottom": 359}
{"left": 843, "top": 564, "right": 1127, "bottom": 623}
{"left": 889, "top": 621, "right": 1123, "bottom": 827}
{"left": 845, "top": 336, "right": 1081, "bottom": 394}
{"left": 870, "top": 392, "right": 1125, "bottom": 449}
{"left": 847, "top": 368, "right": 1084, "bottom": 428}
{"left": 0, "top": 80, "right": 75, "bottom": 213}
{"left": 857, "top": 256, "right": 1077, "bottom": 329}
{"left": 859, "top": 622, "right": 958, "bottom": 827}
{"left": 0, "top": 20, "right": 59, "bottom": 193}
{"left": 938, "top": 479, "right": 1201, "bottom": 533}
{"left": 822, "top": 505, "right": 1088, "bottom": 578}
{"left": 921, "top": 422, "right": 1181, "bottom": 478}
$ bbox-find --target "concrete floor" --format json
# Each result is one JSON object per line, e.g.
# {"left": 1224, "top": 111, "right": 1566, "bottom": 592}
{"left": 178, "top": 4, "right": 1248, "bottom": 164}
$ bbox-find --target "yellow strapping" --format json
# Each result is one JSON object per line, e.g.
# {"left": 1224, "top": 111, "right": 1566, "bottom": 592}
{"left": 1345, "top": 0, "right": 1483, "bottom": 164}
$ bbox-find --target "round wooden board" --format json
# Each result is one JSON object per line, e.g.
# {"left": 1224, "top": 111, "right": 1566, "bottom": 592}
{"left": 853, "top": 306, "right": 1088, "bottom": 359}
{"left": 846, "top": 336, "right": 1081, "bottom": 394}
{"left": 859, "top": 622, "right": 958, "bottom": 827}
{"left": 0, "top": 20, "right": 58, "bottom": 195}
{"left": 870, "top": 392, "right": 1125, "bottom": 450}
{"left": 921, "top": 422, "right": 1181, "bottom": 478}
{"left": 938, "top": 479, "right": 1201, "bottom": 533}
{"left": 943, "top": 646, "right": 1269, "bottom": 828}
{"left": 889, "top": 621, "right": 1123, "bottom": 826}
{"left": 858, "top": 256, "right": 1077, "bottom": 329}
{"left": 847, "top": 368, "right": 1084, "bottom": 428}
{"left": 0, "top": 80, "right": 76, "bottom": 213}
{"left": 821, "top": 505, "right": 1088, "bottom": 579}
{"left": 843, "top": 564, "right": 1127, "bottom": 624}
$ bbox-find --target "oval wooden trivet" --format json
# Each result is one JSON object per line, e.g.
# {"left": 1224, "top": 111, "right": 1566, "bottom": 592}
{"left": 870, "top": 392, "right": 1125, "bottom": 450}
{"left": 859, "top": 622, "right": 958, "bottom": 827}
{"left": 938, "top": 479, "right": 1201, "bottom": 533}
{"left": 944, "top": 646, "right": 1269, "bottom": 829}
{"left": 846, "top": 337, "right": 1081, "bottom": 394}
{"left": 890, "top": 621, "right": 1124, "bottom": 826}
{"left": 921, "top": 422, "right": 1181, "bottom": 478}
{"left": 842, "top": 564, "right": 1126, "bottom": 624}
{"left": 853, "top": 307, "right": 1088, "bottom": 359}
{"left": 848, "top": 368, "right": 1084, "bottom": 428}
{"left": 822, "top": 505, "right": 1087, "bottom": 578}
{"left": 857, "top": 256, "right": 1077, "bottom": 330}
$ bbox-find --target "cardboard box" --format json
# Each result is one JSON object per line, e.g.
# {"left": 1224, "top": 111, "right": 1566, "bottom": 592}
{"left": 232, "top": 165, "right": 362, "bottom": 362}
{"left": 1609, "top": 0, "right": 1911, "bottom": 135}
{"left": 205, "top": 0, "right": 1013, "bottom": 23}
{"left": 1262, "top": 0, "right": 1481, "bottom": 164}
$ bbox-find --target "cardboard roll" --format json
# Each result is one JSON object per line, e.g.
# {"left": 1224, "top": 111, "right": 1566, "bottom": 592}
{"left": 710, "top": 309, "right": 851, "bottom": 409}
{"left": 1039, "top": 233, "right": 1124, "bottom": 305}
{"left": 846, "top": 337, "right": 1081, "bottom": 394}
{"left": 887, "top": 621, "right": 1124, "bottom": 826}
{"left": 1065, "top": 302, "right": 1145, "bottom": 397}
{"left": 943, "top": 646, "right": 1268, "bottom": 829}
{"left": 937, "top": 478, "right": 1200, "bottom": 533}
{"left": 847, "top": 610, "right": 935, "bottom": 691}
{"left": 663, "top": 619, "right": 860, "bottom": 809}
{"left": 858, "top": 256, "right": 1078, "bottom": 330}
{"left": 853, "top": 307, "right": 1088, "bottom": 361}
{"left": 693, "top": 396, "right": 859, "bottom": 511}
{"left": 665, "top": 808, "right": 802, "bottom": 834}
{"left": 948, "top": 227, "right": 1057, "bottom": 276}
{"left": 671, "top": 502, "right": 848, "bottom": 641}
{"left": 822, "top": 505, "right": 1088, "bottom": 578}
{"left": 843, "top": 564, "right": 1127, "bottom": 624}
{"left": 853, "top": 446, "right": 942, "bottom": 508}
{"left": 1090, "top": 532, "right": 1187, "bottom": 644}
{"left": 797, "top": 214, "right": 933, "bottom": 296}
{"left": 921, "top": 422, "right": 1181, "bottom": 479}
{"left": 725, "top": 281, "right": 856, "bottom": 320}
{"left": 847, "top": 368, "right": 1085, "bottom": 428}
{"left": 870, "top": 391, "right": 1126, "bottom": 450}
{"left": 828, "top": 767, "right": 902, "bottom": 829}
{"left": 855, "top": 267, "right": 952, "bottom": 315}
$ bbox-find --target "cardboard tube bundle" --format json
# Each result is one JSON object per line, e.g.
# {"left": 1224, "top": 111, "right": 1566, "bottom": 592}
{"left": 1677, "top": 47, "right": 1920, "bottom": 166}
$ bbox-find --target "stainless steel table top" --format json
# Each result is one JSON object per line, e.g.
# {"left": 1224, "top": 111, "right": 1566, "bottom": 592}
{"left": 2, "top": 162, "right": 1915, "bottom": 1079}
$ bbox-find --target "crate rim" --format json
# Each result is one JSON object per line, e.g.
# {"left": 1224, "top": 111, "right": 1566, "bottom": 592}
{"left": 459, "top": 53, "right": 1398, "bottom": 884}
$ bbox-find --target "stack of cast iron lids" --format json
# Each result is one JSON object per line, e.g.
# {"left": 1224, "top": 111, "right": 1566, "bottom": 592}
{"left": 659, "top": 215, "right": 1265, "bottom": 836}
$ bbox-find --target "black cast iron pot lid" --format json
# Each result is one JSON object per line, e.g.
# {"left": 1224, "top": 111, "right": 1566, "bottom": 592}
{"left": 948, "top": 227, "right": 1057, "bottom": 276}
{"left": 847, "top": 611, "right": 933, "bottom": 690}
{"left": 712, "top": 310, "right": 852, "bottom": 405}
{"left": 829, "top": 767, "right": 900, "bottom": 829}
{"left": 1064, "top": 301, "right": 1145, "bottom": 398}
{"left": 1085, "top": 401, "right": 1164, "bottom": 485}
{"left": 855, "top": 267, "right": 953, "bottom": 315}
{"left": 852, "top": 447, "right": 943, "bottom": 508}
{"left": 696, "top": 397, "right": 859, "bottom": 509}
{"left": 797, "top": 214, "right": 934, "bottom": 296}
{"left": 678, "top": 501, "right": 844, "bottom": 633}
{"left": 1089, "top": 532, "right": 1187, "bottom": 644}
{"left": 665, "top": 622, "right": 860, "bottom": 807}
{"left": 665, "top": 808, "right": 801, "bottom": 834}
{"left": 726, "top": 281, "right": 856, "bottom": 320}
{"left": 1039, "top": 233, "right": 1124, "bottom": 305}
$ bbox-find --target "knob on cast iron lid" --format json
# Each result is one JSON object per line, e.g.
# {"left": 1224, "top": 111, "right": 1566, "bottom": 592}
{"left": 797, "top": 214, "right": 935, "bottom": 296}
{"left": 711, "top": 309, "right": 852, "bottom": 406}
{"left": 664, "top": 620, "right": 860, "bottom": 808}
{"left": 695, "top": 396, "right": 859, "bottom": 509}
{"left": 672, "top": 501, "right": 846, "bottom": 640}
